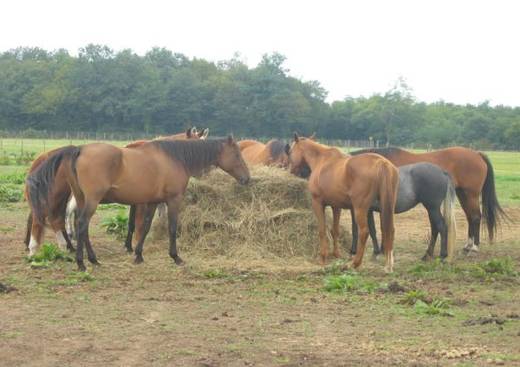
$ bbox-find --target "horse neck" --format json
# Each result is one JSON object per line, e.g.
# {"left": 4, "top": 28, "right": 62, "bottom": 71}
{"left": 301, "top": 141, "right": 343, "bottom": 171}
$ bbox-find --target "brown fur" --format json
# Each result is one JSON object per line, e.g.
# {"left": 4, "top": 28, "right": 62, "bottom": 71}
{"left": 238, "top": 139, "right": 289, "bottom": 168}
{"left": 289, "top": 135, "right": 399, "bottom": 272}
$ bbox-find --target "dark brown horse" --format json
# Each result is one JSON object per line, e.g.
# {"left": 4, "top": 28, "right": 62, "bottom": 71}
{"left": 27, "top": 137, "right": 250, "bottom": 271}
{"left": 238, "top": 139, "right": 290, "bottom": 168}
{"left": 25, "top": 127, "right": 207, "bottom": 256}
{"left": 350, "top": 147, "right": 507, "bottom": 252}
{"left": 287, "top": 134, "right": 399, "bottom": 272}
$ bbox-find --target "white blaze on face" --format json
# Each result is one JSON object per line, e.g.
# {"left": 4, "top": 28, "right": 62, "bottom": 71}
{"left": 56, "top": 231, "right": 67, "bottom": 250}
{"left": 28, "top": 235, "right": 39, "bottom": 256}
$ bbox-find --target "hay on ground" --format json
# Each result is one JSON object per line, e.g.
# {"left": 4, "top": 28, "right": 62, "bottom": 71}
{"left": 150, "top": 166, "right": 352, "bottom": 260}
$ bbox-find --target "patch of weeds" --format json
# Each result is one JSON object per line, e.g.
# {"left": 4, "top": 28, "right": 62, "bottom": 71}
{"left": 321, "top": 260, "right": 347, "bottom": 275}
{"left": 64, "top": 272, "right": 94, "bottom": 285}
{"left": 476, "top": 257, "right": 517, "bottom": 277}
{"left": 414, "top": 299, "right": 453, "bottom": 317}
{"left": 202, "top": 268, "right": 230, "bottom": 279}
{"left": 97, "top": 203, "right": 127, "bottom": 211}
{"left": 101, "top": 212, "right": 128, "bottom": 239}
{"left": 409, "top": 258, "right": 446, "bottom": 276}
{"left": 402, "top": 289, "right": 430, "bottom": 305}
{"left": 26, "top": 243, "right": 72, "bottom": 268}
{"left": 323, "top": 273, "right": 379, "bottom": 293}
{"left": 0, "top": 183, "right": 23, "bottom": 202}
{"left": 0, "top": 172, "right": 26, "bottom": 184}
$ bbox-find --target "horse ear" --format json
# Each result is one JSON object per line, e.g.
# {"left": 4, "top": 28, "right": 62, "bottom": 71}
{"left": 309, "top": 132, "right": 316, "bottom": 140}
{"left": 199, "top": 128, "right": 209, "bottom": 139}
{"left": 186, "top": 127, "right": 192, "bottom": 138}
{"left": 284, "top": 143, "right": 290, "bottom": 155}
{"left": 227, "top": 134, "right": 234, "bottom": 145}
{"left": 293, "top": 132, "right": 299, "bottom": 142}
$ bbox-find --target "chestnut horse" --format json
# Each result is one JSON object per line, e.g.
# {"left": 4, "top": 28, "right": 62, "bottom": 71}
{"left": 288, "top": 134, "right": 399, "bottom": 272}
{"left": 238, "top": 139, "right": 290, "bottom": 167}
{"left": 26, "top": 137, "right": 250, "bottom": 271}
{"left": 25, "top": 127, "right": 206, "bottom": 255}
{"left": 350, "top": 147, "right": 507, "bottom": 252}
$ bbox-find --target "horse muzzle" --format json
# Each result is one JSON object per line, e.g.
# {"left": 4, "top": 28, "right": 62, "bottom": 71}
{"left": 239, "top": 176, "right": 250, "bottom": 185}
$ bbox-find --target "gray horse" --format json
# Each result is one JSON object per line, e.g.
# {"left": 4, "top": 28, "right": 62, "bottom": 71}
{"left": 350, "top": 162, "right": 457, "bottom": 261}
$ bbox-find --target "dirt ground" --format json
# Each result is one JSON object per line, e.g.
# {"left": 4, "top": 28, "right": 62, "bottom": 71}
{"left": 1, "top": 203, "right": 519, "bottom": 366}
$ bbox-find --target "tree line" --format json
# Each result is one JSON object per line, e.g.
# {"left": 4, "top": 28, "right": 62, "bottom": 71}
{"left": 1, "top": 45, "right": 519, "bottom": 149}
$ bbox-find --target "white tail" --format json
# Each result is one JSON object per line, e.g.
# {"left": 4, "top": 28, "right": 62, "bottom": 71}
{"left": 442, "top": 178, "right": 457, "bottom": 259}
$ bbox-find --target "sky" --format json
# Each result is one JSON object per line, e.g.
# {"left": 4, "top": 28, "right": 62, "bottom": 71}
{"left": 1, "top": 0, "right": 519, "bottom": 106}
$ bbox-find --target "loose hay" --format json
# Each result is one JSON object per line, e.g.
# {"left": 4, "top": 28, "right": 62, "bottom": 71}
{"left": 150, "top": 166, "right": 352, "bottom": 261}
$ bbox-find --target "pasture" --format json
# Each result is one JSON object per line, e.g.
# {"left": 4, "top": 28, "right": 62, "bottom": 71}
{"left": 0, "top": 138, "right": 519, "bottom": 366}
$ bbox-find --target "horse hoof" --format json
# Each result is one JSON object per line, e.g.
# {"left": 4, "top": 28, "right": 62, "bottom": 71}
{"left": 89, "top": 259, "right": 101, "bottom": 266}
{"left": 463, "top": 244, "right": 479, "bottom": 254}
{"left": 421, "top": 254, "right": 433, "bottom": 262}
{"left": 134, "top": 256, "right": 144, "bottom": 264}
{"left": 78, "top": 263, "right": 86, "bottom": 272}
{"left": 174, "top": 256, "right": 184, "bottom": 266}
{"left": 125, "top": 246, "right": 133, "bottom": 253}
{"left": 67, "top": 246, "right": 76, "bottom": 253}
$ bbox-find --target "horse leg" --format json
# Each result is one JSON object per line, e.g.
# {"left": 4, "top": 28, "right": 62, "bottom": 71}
{"left": 167, "top": 195, "right": 184, "bottom": 265}
{"left": 124, "top": 205, "right": 136, "bottom": 253}
{"left": 311, "top": 197, "right": 328, "bottom": 264}
{"left": 134, "top": 203, "right": 157, "bottom": 264}
{"left": 24, "top": 212, "right": 33, "bottom": 250}
{"left": 456, "top": 189, "right": 480, "bottom": 252}
{"left": 423, "top": 207, "right": 444, "bottom": 261}
{"left": 367, "top": 209, "right": 381, "bottom": 257}
{"left": 76, "top": 201, "right": 99, "bottom": 271}
{"left": 28, "top": 216, "right": 45, "bottom": 256}
{"left": 350, "top": 208, "right": 358, "bottom": 255}
{"left": 351, "top": 205, "right": 370, "bottom": 269}
{"left": 331, "top": 207, "right": 342, "bottom": 258}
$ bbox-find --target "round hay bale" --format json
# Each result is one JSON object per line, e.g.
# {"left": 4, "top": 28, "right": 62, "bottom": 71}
{"left": 149, "top": 166, "right": 352, "bottom": 260}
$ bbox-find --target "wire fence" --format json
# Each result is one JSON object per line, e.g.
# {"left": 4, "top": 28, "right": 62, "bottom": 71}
{"left": 0, "top": 130, "right": 517, "bottom": 166}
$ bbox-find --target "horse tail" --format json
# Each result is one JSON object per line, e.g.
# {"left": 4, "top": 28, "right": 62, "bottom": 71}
{"left": 442, "top": 175, "right": 457, "bottom": 259}
{"left": 377, "top": 160, "right": 398, "bottom": 259}
{"left": 479, "top": 152, "right": 508, "bottom": 242}
{"left": 25, "top": 145, "right": 81, "bottom": 226}
{"left": 24, "top": 211, "right": 33, "bottom": 249}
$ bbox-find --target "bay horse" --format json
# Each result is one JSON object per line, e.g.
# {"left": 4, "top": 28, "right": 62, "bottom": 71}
{"left": 287, "top": 134, "right": 399, "bottom": 272}
{"left": 26, "top": 136, "right": 250, "bottom": 271}
{"left": 238, "top": 139, "right": 290, "bottom": 167}
{"left": 25, "top": 127, "right": 206, "bottom": 255}
{"left": 65, "top": 127, "right": 209, "bottom": 252}
{"left": 350, "top": 147, "right": 507, "bottom": 252}
{"left": 350, "top": 162, "right": 457, "bottom": 261}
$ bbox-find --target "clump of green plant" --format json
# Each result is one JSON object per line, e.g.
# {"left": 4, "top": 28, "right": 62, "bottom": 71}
{"left": 203, "top": 268, "right": 230, "bottom": 279}
{"left": 0, "top": 172, "right": 26, "bottom": 184}
{"left": 414, "top": 299, "right": 453, "bottom": 316}
{"left": 402, "top": 289, "right": 431, "bottom": 305}
{"left": 65, "top": 272, "right": 94, "bottom": 285}
{"left": 464, "top": 257, "right": 518, "bottom": 279}
{"left": 0, "top": 184, "right": 23, "bottom": 202}
{"left": 409, "top": 258, "right": 446, "bottom": 275}
{"left": 324, "top": 273, "right": 379, "bottom": 293}
{"left": 26, "top": 243, "right": 72, "bottom": 268}
{"left": 15, "top": 151, "right": 36, "bottom": 165}
{"left": 101, "top": 212, "right": 129, "bottom": 239}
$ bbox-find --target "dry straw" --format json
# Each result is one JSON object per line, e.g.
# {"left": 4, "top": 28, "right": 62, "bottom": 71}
{"left": 150, "top": 166, "right": 352, "bottom": 261}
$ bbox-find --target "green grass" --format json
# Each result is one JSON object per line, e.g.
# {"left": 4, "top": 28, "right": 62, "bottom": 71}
{"left": 323, "top": 273, "right": 380, "bottom": 293}
{"left": 101, "top": 212, "right": 129, "bottom": 240}
{"left": 26, "top": 243, "right": 73, "bottom": 268}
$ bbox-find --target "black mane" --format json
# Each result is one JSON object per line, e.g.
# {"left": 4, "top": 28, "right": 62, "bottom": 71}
{"left": 151, "top": 138, "right": 225, "bottom": 173}
{"left": 349, "top": 146, "right": 405, "bottom": 157}
{"left": 267, "top": 139, "right": 287, "bottom": 160}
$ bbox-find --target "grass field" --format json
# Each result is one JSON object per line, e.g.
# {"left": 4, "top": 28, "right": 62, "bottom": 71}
{"left": 0, "top": 138, "right": 519, "bottom": 366}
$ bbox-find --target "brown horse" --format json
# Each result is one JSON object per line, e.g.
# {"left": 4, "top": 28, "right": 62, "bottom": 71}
{"left": 238, "top": 139, "right": 290, "bottom": 167}
{"left": 26, "top": 137, "right": 250, "bottom": 271}
{"left": 287, "top": 134, "right": 399, "bottom": 272}
{"left": 350, "top": 147, "right": 507, "bottom": 252}
{"left": 25, "top": 127, "right": 206, "bottom": 255}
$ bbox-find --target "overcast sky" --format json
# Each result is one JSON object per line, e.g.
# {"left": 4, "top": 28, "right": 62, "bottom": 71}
{"left": 1, "top": 0, "right": 519, "bottom": 106}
